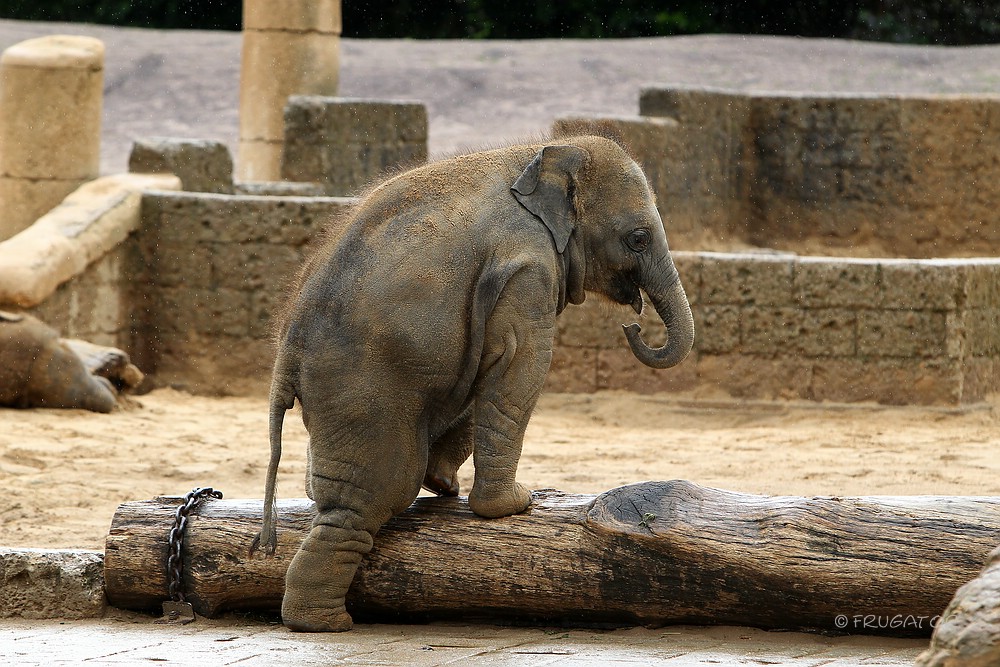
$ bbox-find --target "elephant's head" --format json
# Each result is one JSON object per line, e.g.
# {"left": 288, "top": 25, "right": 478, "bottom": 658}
{"left": 511, "top": 136, "right": 694, "bottom": 369}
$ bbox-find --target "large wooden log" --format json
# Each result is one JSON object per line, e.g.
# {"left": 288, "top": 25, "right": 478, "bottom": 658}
{"left": 104, "top": 480, "right": 1000, "bottom": 636}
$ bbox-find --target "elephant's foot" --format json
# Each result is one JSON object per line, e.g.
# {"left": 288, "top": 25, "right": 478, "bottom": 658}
{"left": 468, "top": 480, "right": 531, "bottom": 518}
{"left": 422, "top": 466, "right": 460, "bottom": 496}
{"left": 282, "top": 601, "right": 353, "bottom": 633}
{"left": 424, "top": 412, "right": 474, "bottom": 497}
{"left": 282, "top": 523, "right": 372, "bottom": 632}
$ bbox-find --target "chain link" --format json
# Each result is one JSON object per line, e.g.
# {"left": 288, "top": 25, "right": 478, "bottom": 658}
{"left": 166, "top": 487, "right": 223, "bottom": 603}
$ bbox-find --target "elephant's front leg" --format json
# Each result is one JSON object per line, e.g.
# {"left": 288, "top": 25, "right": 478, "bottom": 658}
{"left": 467, "top": 279, "right": 556, "bottom": 519}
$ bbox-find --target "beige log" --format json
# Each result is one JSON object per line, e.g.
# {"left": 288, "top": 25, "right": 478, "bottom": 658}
{"left": 0, "top": 35, "right": 104, "bottom": 241}
{"left": 237, "top": 0, "right": 341, "bottom": 181}
{"left": 104, "top": 480, "right": 1000, "bottom": 637}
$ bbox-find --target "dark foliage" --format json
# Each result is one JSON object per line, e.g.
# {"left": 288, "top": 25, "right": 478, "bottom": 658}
{"left": 0, "top": 0, "right": 241, "bottom": 31}
{"left": 0, "top": 1, "right": 996, "bottom": 45}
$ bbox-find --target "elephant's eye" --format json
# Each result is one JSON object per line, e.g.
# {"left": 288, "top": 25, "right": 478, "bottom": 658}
{"left": 625, "top": 229, "right": 650, "bottom": 253}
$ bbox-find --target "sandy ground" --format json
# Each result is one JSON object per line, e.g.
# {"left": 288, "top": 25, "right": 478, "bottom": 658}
{"left": 4, "top": 389, "right": 1000, "bottom": 550}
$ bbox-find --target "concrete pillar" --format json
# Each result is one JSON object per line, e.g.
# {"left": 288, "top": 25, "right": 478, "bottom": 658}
{"left": 238, "top": 0, "right": 341, "bottom": 182}
{"left": 0, "top": 35, "right": 104, "bottom": 242}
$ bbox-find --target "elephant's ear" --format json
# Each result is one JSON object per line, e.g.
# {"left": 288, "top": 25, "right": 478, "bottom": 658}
{"left": 511, "top": 144, "right": 587, "bottom": 254}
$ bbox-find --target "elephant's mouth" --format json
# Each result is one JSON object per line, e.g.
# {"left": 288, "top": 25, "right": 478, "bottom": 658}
{"left": 628, "top": 291, "right": 643, "bottom": 315}
{"left": 607, "top": 274, "right": 644, "bottom": 315}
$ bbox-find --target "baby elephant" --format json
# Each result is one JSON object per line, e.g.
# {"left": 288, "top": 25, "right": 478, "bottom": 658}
{"left": 0, "top": 311, "right": 132, "bottom": 413}
{"left": 253, "top": 135, "right": 695, "bottom": 631}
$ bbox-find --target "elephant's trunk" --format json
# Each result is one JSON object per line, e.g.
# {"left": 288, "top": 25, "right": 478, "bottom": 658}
{"left": 622, "top": 261, "right": 695, "bottom": 369}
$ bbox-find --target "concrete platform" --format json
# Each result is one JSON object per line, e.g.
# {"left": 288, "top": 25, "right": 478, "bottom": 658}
{"left": 2, "top": 614, "right": 927, "bottom": 666}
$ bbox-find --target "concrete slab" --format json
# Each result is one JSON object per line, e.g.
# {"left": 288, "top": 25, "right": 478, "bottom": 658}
{"left": 1, "top": 614, "right": 927, "bottom": 666}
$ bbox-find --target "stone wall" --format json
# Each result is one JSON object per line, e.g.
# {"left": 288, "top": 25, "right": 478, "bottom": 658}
{"left": 550, "top": 252, "right": 1000, "bottom": 405}
{"left": 281, "top": 96, "right": 428, "bottom": 196}
{"left": 558, "top": 87, "right": 1000, "bottom": 258}
{"left": 132, "top": 191, "right": 354, "bottom": 394}
{"left": 0, "top": 173, "right": 181, "bottom": 350}
{"left": 129, "top": 187, "right": 1000, "bottom": 405}
{"left": 547, "top": 88, "right": 1000, "bottom": 404}
{"left": 7, "top": 87, "right": 997, "bottom": 406}
{"left": 27, "top": 244, "right": 134, "bottom": 350}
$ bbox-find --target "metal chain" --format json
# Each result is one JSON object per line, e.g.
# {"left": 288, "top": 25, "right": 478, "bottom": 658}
{"left": 166, "top": 487, "right": 223, "bottom": 603}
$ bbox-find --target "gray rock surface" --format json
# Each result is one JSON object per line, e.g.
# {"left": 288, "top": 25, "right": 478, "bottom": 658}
{"left": 917, "top": 545, "right": 1000, "bottom": 667}
{"left": 129, "top": 137, "right": 234, "bottom": 194}
{"left": 282, "top": 96, "right": 427, "bottom": 195}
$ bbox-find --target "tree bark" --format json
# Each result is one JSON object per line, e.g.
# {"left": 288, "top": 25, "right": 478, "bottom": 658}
{"left": 104, "top": 480, "right": 1000, "bottom": 636}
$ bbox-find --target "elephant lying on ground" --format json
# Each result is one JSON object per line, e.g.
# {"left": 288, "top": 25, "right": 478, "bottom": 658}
{"left": 252, "top": 134, "right": 695, "bottom": 632}
{"left": 0, "top": 311, "right": 143, "bottom": 413}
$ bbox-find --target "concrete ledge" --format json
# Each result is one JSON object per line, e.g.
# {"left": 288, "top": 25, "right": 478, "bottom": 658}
{"left": 0, "top": 548, "right": 106, "bottom": 619}
{"left": 0, "top": 173, "right": 181, "bottom": 307}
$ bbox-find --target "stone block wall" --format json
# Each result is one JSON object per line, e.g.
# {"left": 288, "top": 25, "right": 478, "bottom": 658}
{"left": 561, "top": 87, "right": 1000, "bottom": 258}
{"left": 114, "top": 187, "right": 1000, "bottom": 405}
{"left": 129, "top": 138, "right": 234, "bottom": 195}
{"left": 132, "top": 191, "right": 354, "bottom": 394}
{"left": 1, "top": 154, "right": 993, "bottom": 408}
{"left": 12, "top": 87, "right": 993, "bottom": 405}
{"left": 26, "top": 244, "right": 134, "bottom": 350}
{"left": 282, "top": 96, "right": 428, "bottom": 196}
{"left": 551, "top": 89, "right": 1000, "bottom": 404}
{"left": 550, "top": 252, "right": 1000, "bottom": 405}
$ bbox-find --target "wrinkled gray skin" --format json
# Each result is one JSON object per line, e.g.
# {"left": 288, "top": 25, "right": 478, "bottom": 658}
{"left": 0, "top": 311, "right": 118, "bottom": 413}
{"left": 253, "top": 135, "right": 695, "bottom": 632}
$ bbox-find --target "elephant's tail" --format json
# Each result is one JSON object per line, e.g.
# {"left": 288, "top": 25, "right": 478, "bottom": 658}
{"left": 250, "top": 376, "right": 296, "bottom": 556}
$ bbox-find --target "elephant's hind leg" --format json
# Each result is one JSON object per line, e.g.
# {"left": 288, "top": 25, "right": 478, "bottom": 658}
{"left": 283, "top": 414, "right": 426, "bottom": 632}
{"left": 423, "top": 409, "right": 474, "bottom": 496}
